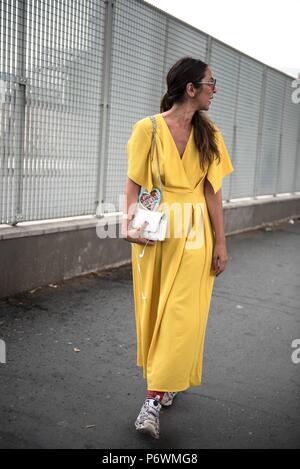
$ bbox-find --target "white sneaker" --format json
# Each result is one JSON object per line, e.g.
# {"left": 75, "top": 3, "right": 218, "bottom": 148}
{"left": 161, "top": 392, "right": 178, "bottom": 407}
{"left": 135, "top": 395, "right": 161, "bottom": 439}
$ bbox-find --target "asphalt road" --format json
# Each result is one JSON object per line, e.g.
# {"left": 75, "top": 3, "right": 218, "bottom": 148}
{"left": 0, "top": 218, "right": 299, "bottom": 449}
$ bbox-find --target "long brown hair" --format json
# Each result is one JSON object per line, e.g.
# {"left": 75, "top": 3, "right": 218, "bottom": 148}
{"left": 160, "top": 57, "right": 221, "bottom": 171}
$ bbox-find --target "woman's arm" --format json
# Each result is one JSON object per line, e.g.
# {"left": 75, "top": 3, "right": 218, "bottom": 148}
{"left": 121, "top": 177, "right": 155, "bottom": 246}
{"left": 204, "top": 178, "right": 228, "bottom": 277}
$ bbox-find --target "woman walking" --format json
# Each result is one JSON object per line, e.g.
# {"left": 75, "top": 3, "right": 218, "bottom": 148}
{"left": 122, "top": 57, "right": 234, "bottom": 439}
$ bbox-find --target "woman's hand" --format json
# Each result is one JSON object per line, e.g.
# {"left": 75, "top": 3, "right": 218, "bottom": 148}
{"left": 122, "top": 220, "right": 156, "bottom": 246}
{"left": 212, "top": 242, "right": 228, "bottom": 277}
{"left": 122, "top": 178, "right": 155, "bottom": 246}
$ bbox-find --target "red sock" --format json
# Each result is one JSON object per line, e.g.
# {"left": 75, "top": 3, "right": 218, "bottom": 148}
{"left": 146, "top": 390, "right": 165, "bottom": 401}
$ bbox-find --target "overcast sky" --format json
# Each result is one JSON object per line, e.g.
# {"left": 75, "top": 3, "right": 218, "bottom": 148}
{"left": 145, "top": 0, "right": 299, "bottom": 79}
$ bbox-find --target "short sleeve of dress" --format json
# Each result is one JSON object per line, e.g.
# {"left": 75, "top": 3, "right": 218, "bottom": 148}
{"left": 206, "top": 126, "right": 235, "bottom": 194}
{"left": 127, "top": 118, "right": 153, "bottom": 193}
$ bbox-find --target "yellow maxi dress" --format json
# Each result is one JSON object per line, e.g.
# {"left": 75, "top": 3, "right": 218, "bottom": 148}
{"left": 127, "top": 113, "right": 234, "bottom": 392}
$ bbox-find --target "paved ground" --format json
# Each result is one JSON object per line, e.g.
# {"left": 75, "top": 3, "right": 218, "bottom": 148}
{"left": 0, "top": 218, "right": 300, "bottom": 449}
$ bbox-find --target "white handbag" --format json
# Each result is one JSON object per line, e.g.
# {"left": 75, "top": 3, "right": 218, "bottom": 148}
{"left": 131, "top": 207, "right": 167, "bottom": 241}
{"left": 129, "top": 115, "right": 167, "bottom": 242}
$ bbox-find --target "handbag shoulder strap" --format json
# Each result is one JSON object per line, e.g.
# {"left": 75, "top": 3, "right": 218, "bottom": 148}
{"left": 149, "top": 115, "right": 164, "bottom": 192}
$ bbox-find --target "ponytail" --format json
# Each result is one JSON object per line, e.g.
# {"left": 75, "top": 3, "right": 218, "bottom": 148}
{"left": 160, "top": 93, "right": 173, "bottom": 113}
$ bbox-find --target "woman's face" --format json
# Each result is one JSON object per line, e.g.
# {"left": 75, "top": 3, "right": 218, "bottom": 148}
{"left": 194, "top": 67, "right": 217, "bottom": 111}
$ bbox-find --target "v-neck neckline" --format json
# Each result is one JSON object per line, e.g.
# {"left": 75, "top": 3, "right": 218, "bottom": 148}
{"left": 160, "top": 114, "right": 193, "bottom": 161}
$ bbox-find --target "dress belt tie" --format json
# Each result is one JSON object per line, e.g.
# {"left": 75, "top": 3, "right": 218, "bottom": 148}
{"left": 136, "top": 239, "right": 151, "bottom": 301}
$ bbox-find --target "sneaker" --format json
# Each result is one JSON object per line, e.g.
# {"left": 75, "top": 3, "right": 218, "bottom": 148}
{"left": 135, "top": 395, "right": 161, "bottom": 439}
{"left": 160, "top": 392, "right": 178, "bottom": 407}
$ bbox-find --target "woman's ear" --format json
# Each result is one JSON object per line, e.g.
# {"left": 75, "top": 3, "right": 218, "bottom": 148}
{"left": 185, "top": 82, "right": 196, "bottom": 98}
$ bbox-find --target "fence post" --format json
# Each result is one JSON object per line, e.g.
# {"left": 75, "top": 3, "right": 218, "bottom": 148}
{"left": 292, "top": 108, "right": 300, "bottom": 193}
{"left": 11, "top": 0, "right": 27, "bottom": 225}
{"left": 205, "top": 35, "right": 212, "bottom": 64}
{"left": 96, "top": 0, "right": 114, "bottom": 218}
{"left": 161, "top": 16, "right": 170, "bottom": 96}
{"left": 274, "top": 80, "right": 287, "bottom": 196}
{"left": 253, "top": 65, "right": 267, "bottom": 199}
{"left": 227, "top": 55, "right": 241, "bottom": 202}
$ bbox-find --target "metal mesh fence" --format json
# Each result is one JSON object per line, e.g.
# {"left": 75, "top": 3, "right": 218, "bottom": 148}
{"left": 0, "top": 0, "right": 299, "bottom": 224}
{"left": 0, "top": 0, "right": 105, "bottom": 224}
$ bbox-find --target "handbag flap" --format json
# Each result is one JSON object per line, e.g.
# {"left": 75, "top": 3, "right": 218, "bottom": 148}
{"left": 131, "top": 208, "right": 163, "bottom": 232}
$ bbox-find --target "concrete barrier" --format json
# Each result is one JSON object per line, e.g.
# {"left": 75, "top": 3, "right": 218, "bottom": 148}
{"left": 0, "top": 194, "right": 299, "bottom": 299}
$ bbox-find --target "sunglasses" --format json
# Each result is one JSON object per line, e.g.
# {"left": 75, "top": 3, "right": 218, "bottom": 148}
{"left": 195, "top": 78, "right": 217, "bottom": 90}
